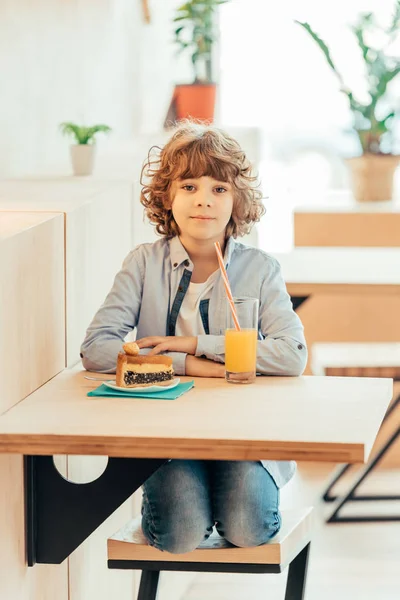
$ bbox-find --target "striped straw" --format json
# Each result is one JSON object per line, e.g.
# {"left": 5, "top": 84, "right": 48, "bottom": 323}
{"left": 214, "top": 242, "right": 241, "bottom": 331}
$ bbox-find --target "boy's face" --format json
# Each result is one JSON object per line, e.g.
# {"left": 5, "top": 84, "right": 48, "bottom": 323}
{"left": 170, "top": 176, "right": 234, "bottom": 244}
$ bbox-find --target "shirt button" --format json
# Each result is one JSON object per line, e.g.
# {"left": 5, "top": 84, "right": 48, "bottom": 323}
{"left": 80, "top": 352, "right": 83, "bottom": 358}
{"left": 297, "top": 344, "right": 303, "bottom": 350}
{"left": 173, "top": 262, "right": 178, "bottom": 267}
{"left": 200, "top": 354, "right": 207, "bottom": 359}
{"left": 184, "top": 259, "right": 190, "bottom": 267}
{"left": 178, "top": 286, "right": 183, "bottom": 292}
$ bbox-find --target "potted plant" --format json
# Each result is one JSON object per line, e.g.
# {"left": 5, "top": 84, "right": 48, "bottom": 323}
{"left": 296, "top": 3, "right": 400, "bottom": 202}
{"left": 59, "top": 122, "right": 112, "bottom": 176}
{"left": 168, "top": 0, "right": 229, "bottom": 123}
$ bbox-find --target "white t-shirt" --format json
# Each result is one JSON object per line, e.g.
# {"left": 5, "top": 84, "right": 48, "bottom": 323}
{"left": 175, "top": 270, "right": 219, "bottom": 336}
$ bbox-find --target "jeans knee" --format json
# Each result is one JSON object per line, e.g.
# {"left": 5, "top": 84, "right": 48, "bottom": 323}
{"left": 155, "top": 535, "right": 202, "bottom": 554}
{"left": 218, "top": 510, "right": 281, "bottom": 548}
{"left": 142, "top": 516, "right": 211, "bottom": 554}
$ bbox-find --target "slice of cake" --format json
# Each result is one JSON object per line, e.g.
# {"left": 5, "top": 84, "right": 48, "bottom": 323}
{"left": 116, "top": 353, "right": 174, "bottom": 388}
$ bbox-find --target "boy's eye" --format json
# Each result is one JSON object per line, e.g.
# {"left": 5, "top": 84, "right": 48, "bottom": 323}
{"left": 182, "top": 184, "right": 195, "bottom": 191}
{"left": 215, "top": 186, "right": 227, "bottom": 193}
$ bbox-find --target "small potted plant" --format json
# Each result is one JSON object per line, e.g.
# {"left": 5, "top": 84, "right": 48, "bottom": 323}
{"left": 59, "top": 122, "right": 112, "bottom": 176}
{"left": 296, "top": 3, "right": 400, "bottom": 202}
{"left": 167, "top": 0, "right": 229, "bottom": 123}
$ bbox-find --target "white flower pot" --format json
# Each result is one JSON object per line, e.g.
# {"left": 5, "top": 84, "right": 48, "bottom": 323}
{"left": 70, "top": 144, "right": 96, "bottom": 176}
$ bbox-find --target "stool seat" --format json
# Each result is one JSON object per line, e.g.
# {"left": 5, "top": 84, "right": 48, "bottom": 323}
{"left": 108, "top": 507, "right": 313, "bottom": 569}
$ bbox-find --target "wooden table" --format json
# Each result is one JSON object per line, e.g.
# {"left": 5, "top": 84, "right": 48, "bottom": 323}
{"left": 272, "top": 247, "right": 400, "bottom": 298}
{"left": 294, "top": 195, "right": 400, "bottom": 247}
{"left": 0, "top": 366, "right": 392, "bottom": 565}
{"left": 271, "top": 248, "right": 400, "bottom": 374}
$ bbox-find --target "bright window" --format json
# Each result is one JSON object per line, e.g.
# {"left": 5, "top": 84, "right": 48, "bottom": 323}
{"left": 219, "top": 1, "right": 400, "bottom": 250}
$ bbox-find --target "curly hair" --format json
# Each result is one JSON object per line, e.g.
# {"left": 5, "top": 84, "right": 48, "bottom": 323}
{"left": 140, "top": 121, "right": 265, "bottom": 239}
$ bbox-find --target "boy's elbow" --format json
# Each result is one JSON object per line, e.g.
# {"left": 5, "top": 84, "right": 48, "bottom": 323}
{"left": 286, "top": 341, "right": 308, "bottom": 376}
{"left": 80, "top": 340, "right": 120, "bottom": 373}
{"left": 286, "top": 361, "right": 306, "bottom": 377}
{"left": 81, "top": 353, "right": 96, "bottom": 372}
{"left": 81, "top": 348, "right": 104, "bottom": 372}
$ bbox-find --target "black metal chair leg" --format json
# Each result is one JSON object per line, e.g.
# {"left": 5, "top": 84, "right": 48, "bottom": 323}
{"left": 321, "top": 392, "right": 400, "bottom": 504}
{"left": 327, "top": 425, "right": 400, "bottom": 523}
{"left": 284, "top": 542, "right": 310, "bottom": 600}
{"left": 322, "top": 463, "right": 353, "bottom": 502}
{"left": 137, "top": 570, "right": 160, "bottom": 600}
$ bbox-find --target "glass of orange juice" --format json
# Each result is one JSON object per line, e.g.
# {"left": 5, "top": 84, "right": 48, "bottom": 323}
{"left": 225, "top": 297, "right": 258, "bottom": 384}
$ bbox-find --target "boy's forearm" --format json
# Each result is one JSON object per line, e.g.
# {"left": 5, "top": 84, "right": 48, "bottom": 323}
{"left": 185, "top": 355, "right": 225, "bottom": 378}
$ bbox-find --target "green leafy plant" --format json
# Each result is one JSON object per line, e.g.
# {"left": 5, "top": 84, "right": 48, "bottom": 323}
{"left": 59, "top": 122, "right": 112, "bottom": 145}
{"left": 296, "top": 1, "right": 400, "bottom": 154}
{"left": 174, "top": 0, "right": 229, "bottom": 83}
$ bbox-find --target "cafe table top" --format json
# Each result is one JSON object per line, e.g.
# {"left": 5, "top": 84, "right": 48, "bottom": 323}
{"left": 0, "top": 365, "right": 392, "bottom": 464}
{"left": 271, "top": 247, "right": 400, "bottom": 296}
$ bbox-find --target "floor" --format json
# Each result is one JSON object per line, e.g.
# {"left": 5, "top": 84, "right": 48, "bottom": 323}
{"left": 182, "top": 462, "right": 400, "bottom": 600}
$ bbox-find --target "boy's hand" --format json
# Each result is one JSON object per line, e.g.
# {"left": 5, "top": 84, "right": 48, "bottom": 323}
{"left": 136, "top": 336, "right": 197, "bottom": 356}
{"left": 185, "top": 355, "right": 225, "bottom": 378}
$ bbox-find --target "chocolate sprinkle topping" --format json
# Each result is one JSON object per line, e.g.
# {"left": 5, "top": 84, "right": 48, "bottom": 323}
{"left": 123, "top": 370, "right": 173, "bottom": 386}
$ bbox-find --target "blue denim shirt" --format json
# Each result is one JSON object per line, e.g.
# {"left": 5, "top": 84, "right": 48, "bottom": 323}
{"left": 81, "top": 236, "right": 307, "bottom": 487}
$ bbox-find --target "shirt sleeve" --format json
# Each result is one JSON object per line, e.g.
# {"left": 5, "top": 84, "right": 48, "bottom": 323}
{"left": 80, "top": 249, "right": 188, "bottom": 376}
{"left": 80, "top": 250, "right": 143, "bottom": 373}
{"left": 195, "top": 257, "right": 307, "bottom": 376}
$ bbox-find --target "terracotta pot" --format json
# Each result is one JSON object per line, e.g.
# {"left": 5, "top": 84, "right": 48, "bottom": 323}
{"left": 346, "top": 154, "right": 400, "bottom": 202}
{"left": 173, "top": 83, "right": 217, "bottom": 122}
{"left": 70, "top": 144, "right": 95, "bottom": 176}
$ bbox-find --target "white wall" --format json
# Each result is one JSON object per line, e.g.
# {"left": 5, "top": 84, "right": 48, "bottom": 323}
{"left": 0, "top": 0, "right": 190, "bottom": 177}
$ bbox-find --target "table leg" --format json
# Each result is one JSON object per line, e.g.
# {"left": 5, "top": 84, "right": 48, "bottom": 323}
{"left": 25, "top": 455, "right": 166, "bottom": 565}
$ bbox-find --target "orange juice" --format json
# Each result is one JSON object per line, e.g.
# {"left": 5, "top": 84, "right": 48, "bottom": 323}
{"left": 225, "top": 329, "right": 257, "bottom": 373}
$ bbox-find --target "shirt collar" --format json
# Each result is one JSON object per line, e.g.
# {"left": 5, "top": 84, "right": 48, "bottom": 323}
{"left": 169, "top": 236, "right": 191, "bottom": 270}
{"left": 224, "top": 236, "right": 236, "bottom": 268}
{"left": 169, "top": 236, "right": 237, "bottom": 271}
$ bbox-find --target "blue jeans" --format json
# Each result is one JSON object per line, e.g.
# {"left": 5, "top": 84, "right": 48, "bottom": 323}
{"left": 141, "top": 460, "right": 281, "bottom": 554}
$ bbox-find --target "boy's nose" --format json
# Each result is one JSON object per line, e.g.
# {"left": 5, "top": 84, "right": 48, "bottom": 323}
{"left": 196, "top": 191, "right": 212, "bottom": 206}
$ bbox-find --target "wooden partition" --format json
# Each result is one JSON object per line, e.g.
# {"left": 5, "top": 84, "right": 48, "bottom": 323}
{"left": 0, "top": 212, "right": 65, "bottom": 412}
{"left": 0, "top": 212, "right": 67, "bottom": 599}
{"left": 0, "top": 179, "right": 134, "bottom": 366}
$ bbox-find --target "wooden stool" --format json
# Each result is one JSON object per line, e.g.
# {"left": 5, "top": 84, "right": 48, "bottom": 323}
{"left": 108, "top": 508, "right": 313, "bottom": 600}
{"left": 312, "top": 342, "right": 400, "bottom": 523}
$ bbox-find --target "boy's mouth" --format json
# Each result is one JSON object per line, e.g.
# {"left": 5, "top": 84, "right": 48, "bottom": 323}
{"left": 191, "top": 215, "right": 215, "bottom": 220}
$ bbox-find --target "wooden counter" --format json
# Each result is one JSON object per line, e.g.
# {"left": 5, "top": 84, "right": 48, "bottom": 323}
{"left": 294, "top": 195, "right": 400, "bottom": 247}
